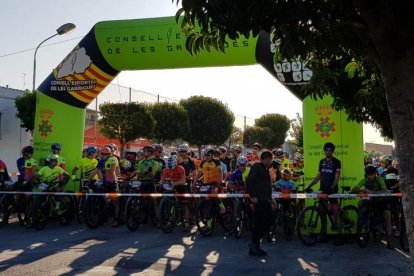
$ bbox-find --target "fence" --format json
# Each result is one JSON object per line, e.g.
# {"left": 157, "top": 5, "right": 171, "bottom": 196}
{"left": 86, "top": 83, "right": 256, "bottom": 131}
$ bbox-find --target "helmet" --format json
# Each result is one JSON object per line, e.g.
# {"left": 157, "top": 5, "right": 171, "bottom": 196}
{"left": 152, "top": 144, "right": 163, "bottom": 152}
{"left": 219, "top": 146, "right": 227, "bottom": 153}
{"left": 204, "top": 147, "right": 215, "bottom": 156}
{"left": 47, "top": 154, "right": 59, "bottom": 162}
{"left": 384, "top": 155, "right": 393, "bottom": 166}
{"left": 274, "top": 148, "right": 284, "bottom": 158}
{"left": 105, "top": 143, "right": 117, "bottom": 152}
{"left": 283, "top": 169, "right": 291, "bottom": 175}
{"left": 252, "top": 142, "right": 261, "bottom": 150}
{"left": 86, "top": 146, "right": 98, "bottom": 155}
{"left": 232, "top": 145, "right": 242, "bottom": 153}
{"left": 284, "top": 151, "right": 290, "bottom": 157}
{"left": 365, "top": 165, "right": 377, "bottom": 175}
{"left": 323, "top": 142, "right": 335, "bottom": 151}
{"left": 100, "top": 147, "right": 111, "bottom": 155}
{"left": 294, "top": 154, "right": 304, "bottom": 161}
{"left": 51, "top": 143, "right": 62, "bottom": 151}
{"left": 214, "top": 148, "right": 221, "bottom": 156}
{"left": 237, "top": 155, "right": 248, "bottom": 165}
{"left": 22, "top": 145, "right": 34, "bottom": 155}
{"left": 273, "top": 159, "right": 282, "bottom": 166}
{"left": 122, "top": 160, "right": 131, "bottom": 170}
{"left": 136, "top": 149, "right": 144, "bottom": 156}
{"left": 142, "top": 145, "right": 154, "bottom": 153}
{"left": 178, "top": 144, "right": 189, "bottom": 152}
{"left": 167, "top": 157, "right": 177, "bottom": 169}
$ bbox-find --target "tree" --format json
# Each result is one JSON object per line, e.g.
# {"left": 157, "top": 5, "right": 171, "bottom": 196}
{"left": 15, "top": 90, "right": 36, "bottom": 132}
{"left": 243, "top": 126, "right": 272, "bottom": 149}
{"left": 174, "top": 1, "right": 414, "bottom": 259}
{"left": 99, "top": 102, "right": 155, "bottom": 157}
{"left": 224, "top": 126, "right": 243, "bottom": 150}
{"left": 180, "top": 95, "right": 235, "bottom": 156}
{"left": 150, "top": 102, "right": 190, "bottom": 143}
{"left": 255, "top": 113, "right": 291, "bottom": 148}
{"left": 289, "top": 113, "right": 304, "bottom": 149}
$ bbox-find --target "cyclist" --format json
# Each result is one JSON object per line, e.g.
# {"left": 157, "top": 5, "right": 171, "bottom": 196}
{"left": 136, "top": 149, "right": 144, "bottom": 163}
{"left": 46, "top": 143, "right": 66, "bottom": 169}
{"left": 0, "top": 158, "right": 11, "bottom": 183}
{"left": 161, "top": 157, "right": 190, "bottom": 230}
{"left": 273, "top": 169, "right": 297, "bottom": 240}
{"left": 380, "top": 156, "right": 400, "bottom": 234}
{"left": 214, "top": 148, "right": 228, "bottom": 182}
{"left": 152, "top": 144, "right": 166, "bottom": 185}
{"left": 135, "top": 146, "right": 159, "bottom": 191}
{"left": 352, "top": 165, "right": 393, "bottom": 249}
{"left": 230, "top": 145, "right": 242, "bottom": 172}
{"left": 177, "top": 144, "right": 196, "bottom": 183}
{"left": 218, "top": 147, "right": 231, "bottom": 175}
{"left": 16, "top": 146, "right": 37, "bottom": 186}
{"left": 72, "top": 146, "right": 98, "bottom": 182}
{"left": 196, "top": 147, "right": 225, "bottom": 214}
{"left": 226, "top": 155, "right": 250, "bottom": 192}
{"left": 120, "top": 151, "right": 138, "bottom": 180}
{"left": 247, "top": 143, "right": 261, "bottom": 166}
{"left": 269, "top": 158, "right": 282, "bottom": 183}
{"left": 36, "top": 154, "right": 70, "bottom": 184}
{"left": 306, "top": 142, "right": 341, "bottom": 242}
{"left": 106, "top": 144, "right": 121, "bottom": 176}
{"left": 292, "top": 154, "right": 305, "bottom": 191}
{"left": 89, "top": 146, "right": 121, "bottom": 227}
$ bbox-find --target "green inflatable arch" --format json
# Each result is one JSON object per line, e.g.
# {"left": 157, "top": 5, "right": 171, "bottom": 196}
{"left": 33, "top": 16, "right": 308, "bottom": 167}
{"left": 33, "top": 16, "right": 363, "bottom": 196}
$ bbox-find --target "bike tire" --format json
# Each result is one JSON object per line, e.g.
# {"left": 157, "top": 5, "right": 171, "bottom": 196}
{"left": 283, "top": 202, "right": 297, "bottom": 237}
{"left": 297, "top": 206, "right": 321, "bottom": 246}
{"left": 233, "top": 200, "right": 244, "bottom": 239}
{"left": 32, "top": 196, "right": 48, "bottom": 231}
{"left": 85, "top": 196, "right": 105, "bottom": 229}
{"left": 159, "top": 197, "right": 176, "bottom": 234}
{"left": 0, "top": 195, "right": 8, "bottom": 225}
{"left": 195, "top": 199, "right": 215, "bottom": 237}
{"left": 341, "top": 205, "right": 359, "bottom": 235}
{"left": 125, "top": 197, "right": 142, "bottom": 232}
{"left": 220, "top": 199, "right": 235, "bottom": 233}
{"left": 356, "top": 214, "right": 370, "bottom": 248}
{"left": 58, "top": 195, "right": 76, "bottom": 225}
{"left": 20, "top": 197, "right": 33, "bottom": 228}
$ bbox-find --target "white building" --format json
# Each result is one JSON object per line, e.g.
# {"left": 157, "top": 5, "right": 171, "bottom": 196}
{"left": 0, "top": 86, "right": 31, "bottom": 175}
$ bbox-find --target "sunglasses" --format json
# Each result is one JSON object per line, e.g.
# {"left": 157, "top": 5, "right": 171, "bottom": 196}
{"left": 324, "top": 148, "right": 333, "bottom": 152}
{"left": 239, "top": 164, "right": 246, "bottom": 167}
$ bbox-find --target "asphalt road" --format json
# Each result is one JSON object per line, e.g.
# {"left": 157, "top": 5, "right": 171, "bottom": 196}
{"left": 0, "top": 218, "right": 411, "bottom": 276}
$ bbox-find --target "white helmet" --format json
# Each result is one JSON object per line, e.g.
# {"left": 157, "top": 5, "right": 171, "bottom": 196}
{"left": 122, "top": 160, "right": 131, "bottom": 170}
{"left": 237, "top": 155, "right": 248, "bottom": 165}
{"left": 178, "top": 144, "right": 189, "bottom": 152}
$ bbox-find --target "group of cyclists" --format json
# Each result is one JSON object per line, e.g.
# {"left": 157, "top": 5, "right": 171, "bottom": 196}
{"left": 0, "top": 140, "right": 407, "bottom": 253}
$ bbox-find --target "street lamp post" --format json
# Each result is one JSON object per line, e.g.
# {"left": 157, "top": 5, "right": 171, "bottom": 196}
{"left": 32, "top": 23, "right": 76, "bottom": 92}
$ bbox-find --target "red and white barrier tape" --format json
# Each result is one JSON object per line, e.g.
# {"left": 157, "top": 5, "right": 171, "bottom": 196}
{"left": 0, "top": 191, "right": 402, "bottom": 199}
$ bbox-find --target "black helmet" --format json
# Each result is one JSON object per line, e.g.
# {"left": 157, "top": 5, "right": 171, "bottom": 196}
{"left": 365, "top": 165, "right": 377, "bottom": 175}
{"left": 22, "top": 145, "right": 34, "bottom": 155}
{"left": 51, "top": 143, "right": 62, "bottom": 151}
{"left": 142, "top": 145, "right": 154, "bottom": 153}
{"left": 323, "top": 142, "right": 335, "bottom": 151}
{"left": 273, "top": 148, "right": 284, "bottom": 158}
{"left": 152, "top": 144, "right": 163, "bottom": 152}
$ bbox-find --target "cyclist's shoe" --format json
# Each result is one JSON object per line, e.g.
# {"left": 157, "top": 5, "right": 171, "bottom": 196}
{"left": 249, "top": 243, "right": 267, "bottom": 257}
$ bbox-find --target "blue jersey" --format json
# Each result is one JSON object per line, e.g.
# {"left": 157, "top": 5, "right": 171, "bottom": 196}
{"left": 273, "top": 179, "right": 297, "bottom": 193}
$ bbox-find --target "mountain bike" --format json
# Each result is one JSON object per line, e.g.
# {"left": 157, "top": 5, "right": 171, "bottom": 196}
{"left": 31, "top": 181, "right": 76, "bottom": 230}
{"left": 84, "top": 180, "right": 116, "bottom": 229}
{"left": 356, "top": 199, "right": 387, "bottom": 248}
{"left": 297, "top": 186, "right": 358, "bottom": 246}
{"left": 0, "top": 181, "right": 31, "bottom": 226}
{"left": 229, "top": 183, "right": 252, "bottom": 239}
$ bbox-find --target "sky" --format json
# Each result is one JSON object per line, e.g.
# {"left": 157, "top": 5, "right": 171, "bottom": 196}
{"left": 0, "top": 0, "right": 391, "bottom": 145}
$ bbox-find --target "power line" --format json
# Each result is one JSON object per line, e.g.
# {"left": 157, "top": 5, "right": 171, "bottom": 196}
{"left": 0, "top": 36, "right": 85, "bottom": 58}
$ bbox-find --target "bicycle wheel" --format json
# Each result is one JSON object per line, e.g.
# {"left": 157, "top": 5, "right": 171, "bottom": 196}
{"left": 58, "top": 195, "right": 76, "bottom": 225}
{"left": 159, "top": 197, "right": 176, "bottom": 234}
{"left": 85, "top": 196, "right": 105, "bottom": 229}
{"left": 283, "top": 202, "right": 297, "bottom": 238}
{"left": 32, "top": 196, "right": 49, "bottom": 230}
{"left": 0, "top": 195, "right": 10, "bottom": 225}
{"left": 125, "top": 197, "right": 142, "bottom": 232}
{"left": 19, "top": 197, "right": 33, "bottom": 228}
{"left": 356, "top": 215, "right": 370, "bottom": 248}
{"left": 233, "top": 199, "right": 244, "bottom": 239}
{"left": 341, "top": 205, "right": 359, "bottom": 235}
{"left": 297, "top": 206, "right": 321, "bottom": 246}
{"left": 195, "top": 199, "right": 215, "bottom": 237}
{"left": 220, "top": 199, "right": 235, "bottom": 233}
{"left": 147, "top": 198, "right": 159, "bottom": 228}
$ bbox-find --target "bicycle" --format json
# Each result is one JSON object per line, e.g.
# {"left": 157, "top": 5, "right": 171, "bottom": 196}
{"left": 124, "top": 181, "right": 158, "bottom": 232}
{"left": 194, "top": 182, "right": 234, "bottom": 237}
{"left": 297, "top": 186, "right": 358, "bottom": 246}
{"left": 228, "top": 183, "right": 253, "bottom": 239}
{"left": 31, "top": 181, "right": 76, "bottom": 230}
{"left": 159, "top": 181, "right": 191, "bottom": 233}
{"left": 0, "top": 180, "right": 31, "bottom": 226}
{"left": 268, "top": 196, "right": 297, "bottom": 242}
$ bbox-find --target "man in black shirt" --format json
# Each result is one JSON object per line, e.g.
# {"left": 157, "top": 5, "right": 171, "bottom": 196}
{"left": 307, "top": 142, "right": 341, "bottom": 242}
{"left": 246, "top": 151, "right": 274, "bottom": 257}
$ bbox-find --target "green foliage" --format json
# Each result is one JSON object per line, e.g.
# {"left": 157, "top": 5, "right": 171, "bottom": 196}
{"left": 15, "top": 90, "right": 36, "bottom": 132}
{"left": 243, "top": 126, "right": 272, "bottom": 149}
{"left": 173, "top": 0, "right": 400, "bottom": 139}
{"left": 150, "top": 102, "right": 190, "bottom": 142}
{"left": 255, "top": 113, "right": 291, "bottom": 148}
{"left": 180, "top": 95, "right": 235, "bottom": 147}
{"left": 99, "top": 102, "right": 155, "bottom": 156}
{"left": 289, "top": 113, "right": 304, "bottom": 148}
